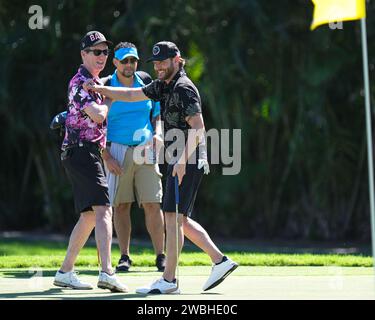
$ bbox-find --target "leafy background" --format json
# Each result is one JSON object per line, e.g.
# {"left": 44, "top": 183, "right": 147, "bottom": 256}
{"left": 1, "top": 0, "right": 375, "bottom": 240}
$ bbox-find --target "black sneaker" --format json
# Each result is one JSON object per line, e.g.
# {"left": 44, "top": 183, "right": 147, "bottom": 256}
{"left": 156, "top": 253, "right": 166, "bottom": 272}
{"left": 115, "top": 254, "right": 132, "bottom": 272}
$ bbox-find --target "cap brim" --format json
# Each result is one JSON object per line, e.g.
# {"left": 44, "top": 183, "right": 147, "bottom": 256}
{"left": 146, "top": 55, "right": 169, "bottom": 63}
{"left": 117, "top": 53, "right": 140, "bottom": 61}
{"left": 92, "top": 40, "right": 113, "bottom": 47}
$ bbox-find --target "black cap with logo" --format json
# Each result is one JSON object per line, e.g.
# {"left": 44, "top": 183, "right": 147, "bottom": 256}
{"left": 146, "top": 41, "right": 180, "bottom": 62}
{"left": 80, "top": 31, "right": 113, "bottom": 50}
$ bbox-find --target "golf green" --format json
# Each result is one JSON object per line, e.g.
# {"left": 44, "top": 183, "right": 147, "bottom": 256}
{"left": 0, "top": 266, "right": 374, "bottom": 300}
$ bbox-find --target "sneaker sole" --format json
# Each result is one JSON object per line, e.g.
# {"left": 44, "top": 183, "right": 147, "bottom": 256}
{"left": 97, "top": 281, "right": 128, "bottom": 293}
{"left": 203, "top": 263, "right": 238, "bottom": 291}
{"left": 115, "top": 266, "right": 130, "bottom": 272}
{"left": 136, "top": 288, "right": 181, "bottom": 295}
{"left": 53, "top": 280, "right": 93, "bottom": 290}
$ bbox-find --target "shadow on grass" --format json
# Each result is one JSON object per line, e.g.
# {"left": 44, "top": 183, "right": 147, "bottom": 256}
{"left": 0, "top": 288, "right": 147, "bottom": 300}
{"left": 1, "top": 269, "right": 162, "bottom": 279}
{"left": 1, "top": 270, "right": 98, "bottom": 278}
{"left": 200, "top": 292, "right": 222, "bottom": 295}
{"left": 0, "top": 287, "right": 219, "bottom": 300}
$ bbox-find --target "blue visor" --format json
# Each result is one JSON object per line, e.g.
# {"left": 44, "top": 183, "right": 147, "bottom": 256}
{"left": 114, "top": 47, "right": 139, "bottom": 61}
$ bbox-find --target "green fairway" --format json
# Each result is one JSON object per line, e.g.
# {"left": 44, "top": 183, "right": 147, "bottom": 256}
{"left": 0, "top": 238, "right": 373, "bottom": 268}
{"left": 0, "top": 266, "right": 374, "bottom": 300}
{"left": 1, "top": 238, "right": 374, "bottom": 300}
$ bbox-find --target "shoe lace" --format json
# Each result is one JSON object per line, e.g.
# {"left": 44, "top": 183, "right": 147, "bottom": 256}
{"left": 150, "top": 277, "right": 164, "bottom": 286}
{"left": 70, "top": 271, "right": 80, "bottom": 282}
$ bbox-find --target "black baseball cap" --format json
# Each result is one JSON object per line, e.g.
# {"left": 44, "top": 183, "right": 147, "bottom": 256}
{"left": 80, "top": 31, "right": 113, "bottom": 50}
{"left": 146, "top": 41, "right": 180, "bottom": 62}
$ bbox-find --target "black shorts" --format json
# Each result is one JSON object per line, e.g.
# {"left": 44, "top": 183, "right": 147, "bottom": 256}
{"left": 162, "top": 161, "right": 204, "bottom": 216}
{"left": 61, "top": 146, "right": 110, "bottom": 214}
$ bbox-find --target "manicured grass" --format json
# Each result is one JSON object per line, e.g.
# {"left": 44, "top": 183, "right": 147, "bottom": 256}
{"left": 1, "top": 266, "right": 374, "bottom": 300}
{"left": 0, "top": 239, "right": 373, "bottom": 268}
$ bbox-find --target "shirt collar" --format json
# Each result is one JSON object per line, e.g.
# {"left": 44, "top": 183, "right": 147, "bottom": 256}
{"left": 112, "top": 70, "right": 140, "bottom": 87}
{"left": 79, "top": 64, "right": 98, "bottom": 80}
{"left": 165, "top": 67, "right": 186, "bottom": 89}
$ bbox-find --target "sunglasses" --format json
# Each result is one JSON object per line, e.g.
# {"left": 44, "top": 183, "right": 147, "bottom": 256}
{"left": 120, "top": 57, "right": 138, "bottom": 65}
{"left": 85, "top": 49, "right": 110, "bottom": 56}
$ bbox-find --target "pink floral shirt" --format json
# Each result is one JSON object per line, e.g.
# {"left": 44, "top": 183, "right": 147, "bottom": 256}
{"left": 61, "top": 65, "right": 107, "bottom": 150}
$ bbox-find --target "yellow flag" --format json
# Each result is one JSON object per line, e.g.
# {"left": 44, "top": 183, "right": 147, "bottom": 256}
{"left": 311, "top": 0, "right": 366, "bottom": 30}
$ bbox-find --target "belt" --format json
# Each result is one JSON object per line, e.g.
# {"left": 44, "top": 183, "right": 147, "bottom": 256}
{"left": 65, "top": 141, "right": 103, "bottom": 154}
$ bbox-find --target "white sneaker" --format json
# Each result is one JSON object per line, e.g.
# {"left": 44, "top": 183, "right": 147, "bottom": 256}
{"left": 202, "top": 257, "right": 238, "bottom": 291}
{"left": 97, "top": 272, "right": 129, "bottom": 293}
{"left": 53, "top": 271, "right": 93, "bottom": 290}
{"left": 136, "top": 277, "right": 181, "bottom": 294}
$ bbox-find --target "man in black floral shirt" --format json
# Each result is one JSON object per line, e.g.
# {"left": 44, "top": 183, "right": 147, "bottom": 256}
{"left": 84, "top": 41, "right": 238, "bottom": 294}
{"left": 54, "top": 31, "right": 128, "bottom": 293}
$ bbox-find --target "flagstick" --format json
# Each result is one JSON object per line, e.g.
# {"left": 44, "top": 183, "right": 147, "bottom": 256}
{"left": 360, "top": 18, "right": 375, "bottom": 277}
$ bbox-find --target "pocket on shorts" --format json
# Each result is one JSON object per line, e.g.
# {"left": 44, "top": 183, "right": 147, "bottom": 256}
{"left": 89, "top": 151, "right": 102, "bottom": 164}
{"left": 61, "top": 149, "right": 73, "bottom": 161}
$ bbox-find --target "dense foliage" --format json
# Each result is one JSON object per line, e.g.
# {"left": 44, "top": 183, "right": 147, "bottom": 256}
{"left": 1, "top": 0, "right": 375, "bottom": 240}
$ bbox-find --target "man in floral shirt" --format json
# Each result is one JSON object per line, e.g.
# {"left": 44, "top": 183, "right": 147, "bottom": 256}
{"left": 53, "top": 31, "right": 128, "bottom": 293}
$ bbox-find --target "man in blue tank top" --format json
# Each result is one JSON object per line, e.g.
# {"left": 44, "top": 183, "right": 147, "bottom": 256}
{"left": 101, "top": 42, "right": 166, "bottom": 272}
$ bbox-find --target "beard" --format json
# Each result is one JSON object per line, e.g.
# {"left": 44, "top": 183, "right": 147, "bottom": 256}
{"left": 157, "top": 62, "right": 175, "bottom": 81}
{"left": 121, "top": 69, "right": 135, "bottom": 78}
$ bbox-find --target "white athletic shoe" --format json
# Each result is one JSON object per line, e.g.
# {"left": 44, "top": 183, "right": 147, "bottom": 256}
{"left": 202, "top": 257, "right": 238, "bottom": 291}
{"left": 136, "top": 277, "right": 181, "bottom": 294}
{"left": 53, "top": 271, "right": 93, "bottom": 290}
{"left": 97, "top": 272, "right": 129, "bottom": 293}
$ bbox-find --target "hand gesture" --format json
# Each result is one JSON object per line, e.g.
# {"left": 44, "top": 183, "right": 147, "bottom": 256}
{"left": 83, "top": 79, "right": 97, "bottom": 92}
{"left": 105, "top": 155, "right": 123, "bottom": 176}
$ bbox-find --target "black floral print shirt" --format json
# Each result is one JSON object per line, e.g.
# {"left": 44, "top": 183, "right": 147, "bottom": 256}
{"left": 142, "top": 68, "right": 202, "bottom": 148}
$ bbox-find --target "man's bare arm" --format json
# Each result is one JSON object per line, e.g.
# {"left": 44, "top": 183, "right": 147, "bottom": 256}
{"left": 83, "top": 80, "right": 148, "bottom": 102}
{"left": 181, "top": 113, "right": 205, "bottom": 163}
{"left": 102, "top": 148, "right": 122, "bottom": 175}
{"left": 173, "top": 113, "right": 206, "bottom": 185}
{"left": 152, "top": 115, "right": 162, "bottom": 136}
{"left": 83, "top": 102, "right": 109, "bottom": 123}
